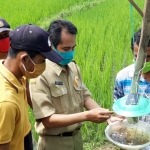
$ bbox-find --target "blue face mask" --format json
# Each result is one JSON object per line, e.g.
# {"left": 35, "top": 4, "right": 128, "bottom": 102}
{"left": 53, "top": 46, "right": 74, "bottom": 65}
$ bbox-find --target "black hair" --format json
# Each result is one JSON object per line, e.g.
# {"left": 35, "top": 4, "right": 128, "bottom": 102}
{"left": 47, "top": 20, "right": 77, "bottom": 47}
{"left": 131, "top": 28, "right": 150, "bottom": 51}
{"left": 8, "top": 48, "right": 40, "bottom": 59}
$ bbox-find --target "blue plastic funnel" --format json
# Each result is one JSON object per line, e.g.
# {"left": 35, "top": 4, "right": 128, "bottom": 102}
{"left": 113, "top": 95, "right": 150, "bottom": 117}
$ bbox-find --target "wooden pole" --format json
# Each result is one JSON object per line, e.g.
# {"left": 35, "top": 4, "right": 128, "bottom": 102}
{"left": 128, "top": 0, "right": 143, "bottom": 17}
{"left": 117, "top": 1, "right": 150, "bottom": 149}
{"left": 130, "top": 1, "right": 150, "bottom": 93}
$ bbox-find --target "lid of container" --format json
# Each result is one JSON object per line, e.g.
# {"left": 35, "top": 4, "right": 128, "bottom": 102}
{"left": 113, "top": 95, "right": 150, "bottom": 117}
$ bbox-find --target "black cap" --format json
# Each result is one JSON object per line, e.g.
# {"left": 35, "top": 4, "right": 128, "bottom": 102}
{"left": 0, "top": 18, "right": 11, "bottom": 33}
{"left": 10, "top": 24, "right": 63, "bottom": 63}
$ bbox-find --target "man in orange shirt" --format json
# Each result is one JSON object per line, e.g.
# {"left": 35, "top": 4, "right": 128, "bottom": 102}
{"left": 0, "top": 24, "right": 62, "bottom": 150}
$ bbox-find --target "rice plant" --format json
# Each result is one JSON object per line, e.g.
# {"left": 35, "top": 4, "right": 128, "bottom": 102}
{"left": 1, "top": 0, "right": 144, "bottom": 149}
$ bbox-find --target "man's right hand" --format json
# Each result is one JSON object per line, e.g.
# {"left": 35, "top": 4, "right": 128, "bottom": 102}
{"left": 85, "top": 108, "right": 113, "bottom": 123}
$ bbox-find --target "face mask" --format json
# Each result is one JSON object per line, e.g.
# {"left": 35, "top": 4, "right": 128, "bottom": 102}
{"left": 22, "top": 55, "right": 46, "bottom": 79}
{"left": 0, "top": 37, "right": 10, "bottom": 53}
{"left": 142, "top": 61, "right": 150, "bottom": 73}
{"left": 53, "top": 46, "right": 74, "bottom": 65}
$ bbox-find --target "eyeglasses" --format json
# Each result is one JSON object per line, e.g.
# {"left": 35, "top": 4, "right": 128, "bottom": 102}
{"left": 0, "top": 31, "right": 10, "bottom": 39}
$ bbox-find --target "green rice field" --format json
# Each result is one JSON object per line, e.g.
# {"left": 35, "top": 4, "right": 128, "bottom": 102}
{"left": 1, "top": 0, "right": 145, "bottom": 149}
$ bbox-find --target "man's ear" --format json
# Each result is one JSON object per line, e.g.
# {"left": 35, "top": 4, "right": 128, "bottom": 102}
{"left": 20, "top": 54, "right": 28, "bottom": 64}
{"left": 50, "top": 43, "right": 55, "bottom": 50}
{"left": 48, "top": 38, "right": 54, "bottom": 50}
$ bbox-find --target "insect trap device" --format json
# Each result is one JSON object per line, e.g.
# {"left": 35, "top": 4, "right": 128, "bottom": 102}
{"left": 105, "top": 0, "right": 150, "bottom": 149}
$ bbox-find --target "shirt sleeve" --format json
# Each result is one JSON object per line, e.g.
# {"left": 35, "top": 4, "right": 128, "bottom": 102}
{"left": 29, "top": 74, "right": 55, "bottom": 119}
{"left": 114, "top": 77, "right": 125, "bottom": 100}
{"left": 0, "top": 101, "right": 18, "bottom": 144}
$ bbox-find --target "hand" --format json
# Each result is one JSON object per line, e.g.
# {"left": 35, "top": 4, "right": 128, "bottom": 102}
{"left": 107, "top": 116, "right": 124, "bottom": 124}
{"left": 86, "top": 108, "right": 113, "bottom": 123}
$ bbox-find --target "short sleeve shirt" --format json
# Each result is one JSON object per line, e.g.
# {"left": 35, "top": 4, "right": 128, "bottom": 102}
{"left": 30, "top": 60, "right": 92, "bottom": 135}
{"left": 0, "top": 60, "right": 31, "bottom": 150}
{"left": 114, "top": 63, "right": 150, "bottom": 124}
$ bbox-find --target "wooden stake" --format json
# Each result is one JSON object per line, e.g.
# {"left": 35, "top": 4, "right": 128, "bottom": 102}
{"left": 130, "top": 0, "right": 150, "bottom": 94}
{"left": 128, "top": 0, "right": 143, "bottom": 17}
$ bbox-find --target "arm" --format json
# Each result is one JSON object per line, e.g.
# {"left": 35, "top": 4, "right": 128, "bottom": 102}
{"left": 84, "top": 98, "right": 101, "bottom": 110}
{"left": 0, "top": 143, "right": 9, "bottom": 150}
{"left": 0, "top": 102, "right": 17, "bottom": 148}
{"left": 26, "top": 80, "right": 32, "bottom": 109}
{"left": 41, "top": 96, "right": 113, "bottom": 128}
{"left": 41, "top": 108, "right": 113, "bottom": 128}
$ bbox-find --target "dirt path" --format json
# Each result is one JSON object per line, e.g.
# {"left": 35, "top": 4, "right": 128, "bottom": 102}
{"left": 94, "top": 143, "right": 119, "bottom": 150}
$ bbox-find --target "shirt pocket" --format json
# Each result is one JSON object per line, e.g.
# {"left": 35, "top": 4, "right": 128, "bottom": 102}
{"left": 51, "top": 86, "right": 68, "bottom": 113}
{"left": 73, "top": 82, "right": 84, "bottom": 106}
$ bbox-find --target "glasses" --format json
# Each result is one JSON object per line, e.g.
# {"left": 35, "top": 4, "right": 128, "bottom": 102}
{"left": 0, "top": 31, "right": 10, "bottom": 39}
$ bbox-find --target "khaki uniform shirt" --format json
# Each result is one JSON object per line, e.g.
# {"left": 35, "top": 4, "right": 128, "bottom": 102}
{"left": 30, "top": 60, "right": 92, "bottom": 135}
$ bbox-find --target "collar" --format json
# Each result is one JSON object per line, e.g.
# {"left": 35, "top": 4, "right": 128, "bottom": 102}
{"left": 46, "top": 60, "right": 72, "bottom": 76}
{"left": 0, "top": 60, "right": 26, "bottom": 93}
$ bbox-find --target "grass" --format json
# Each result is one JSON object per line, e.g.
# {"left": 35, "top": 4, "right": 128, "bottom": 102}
{"left": 1, "top": 0, "right": 145, "bottom": 149}
{"left": 1, "top": 0, "right": 92, "bottom": 28}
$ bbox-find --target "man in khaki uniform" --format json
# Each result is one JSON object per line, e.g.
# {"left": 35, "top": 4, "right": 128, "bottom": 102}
{"left": 30, "top": 20, "right": 114, "bottom": 150}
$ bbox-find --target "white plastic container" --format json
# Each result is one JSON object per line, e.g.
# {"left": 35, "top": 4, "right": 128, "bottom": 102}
{"left": 105, "top": 120, "right": 150, "bottom": 150}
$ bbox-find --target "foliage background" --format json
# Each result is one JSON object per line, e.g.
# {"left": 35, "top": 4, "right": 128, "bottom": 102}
{"left": 1, "top": 0, "right": 145, "bottom": 149}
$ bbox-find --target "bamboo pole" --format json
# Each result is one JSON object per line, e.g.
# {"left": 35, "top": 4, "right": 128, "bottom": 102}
{"left": 128, "top": 0, "right": 143, "bottom": 17}
{"left": 130, "top": 0, "right": 150, "bottom": 94}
